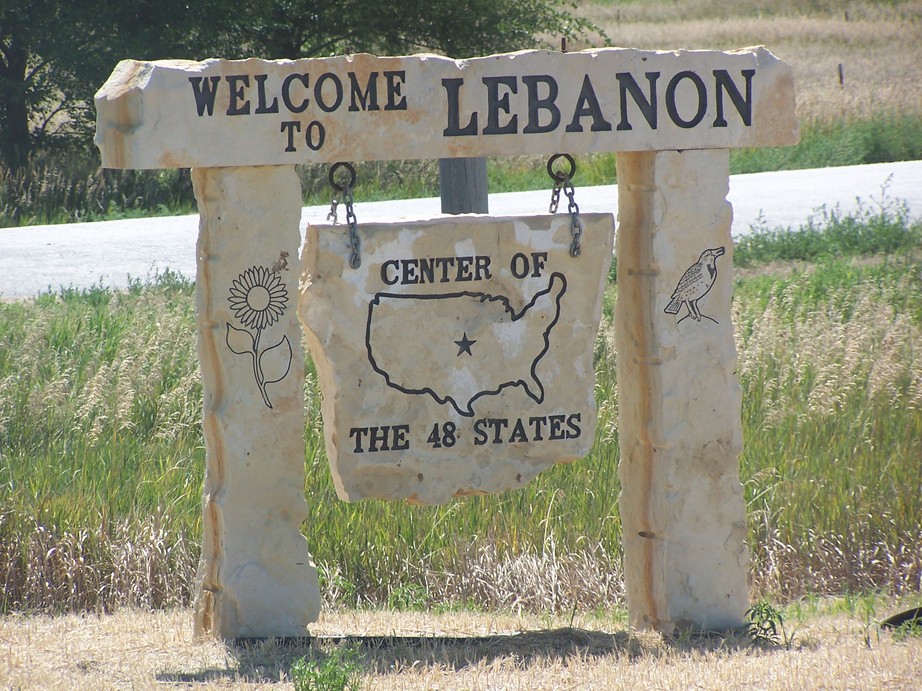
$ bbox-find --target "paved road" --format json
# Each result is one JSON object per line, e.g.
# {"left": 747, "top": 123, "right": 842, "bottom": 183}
{"left": 1, "top": 160, "right": 920, "bottom": 298}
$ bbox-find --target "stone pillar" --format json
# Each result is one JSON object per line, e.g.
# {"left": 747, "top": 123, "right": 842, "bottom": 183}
{"left": 615, "top": 149, "right": 748, "bottom": 634}
{"left": 191, "top": 165, "right": 320, "bottom": 639}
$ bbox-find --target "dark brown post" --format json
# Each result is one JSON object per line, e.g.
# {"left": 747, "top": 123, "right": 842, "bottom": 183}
{"left": 439, "top": 157, "right": 489, "bottom": 214}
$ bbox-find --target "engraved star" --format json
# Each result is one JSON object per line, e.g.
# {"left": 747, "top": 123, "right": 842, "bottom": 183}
{"left": 454, "top": 332, "right": 476, "bottom": 356}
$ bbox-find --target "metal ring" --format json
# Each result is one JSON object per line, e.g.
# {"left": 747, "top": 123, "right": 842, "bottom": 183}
{"left": 546, "top": 153, "right": 576, "bottom": 183}
{"left": 329, "top": 162, "right": 357, "bottom": 192}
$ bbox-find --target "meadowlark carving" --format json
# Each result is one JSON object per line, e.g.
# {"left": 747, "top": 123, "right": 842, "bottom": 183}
{"left": 664, "top": 246, "right": 725, "bottom": 324}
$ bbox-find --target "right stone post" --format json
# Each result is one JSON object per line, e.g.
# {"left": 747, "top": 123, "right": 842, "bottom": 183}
{"left": 615, "top": 149, "right": 749, "bottom": 635}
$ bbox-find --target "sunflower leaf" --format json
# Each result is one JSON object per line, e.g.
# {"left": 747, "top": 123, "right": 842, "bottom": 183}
{"left": 260, "top": 334, "right": 293, "bottom": 385}
{"left": 225, "top": 322, "right": 254, "bottom": 355}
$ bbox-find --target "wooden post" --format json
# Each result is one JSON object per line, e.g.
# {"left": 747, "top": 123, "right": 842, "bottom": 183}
{"left": 439, "top": 157, "right": 489, "bottom": 214}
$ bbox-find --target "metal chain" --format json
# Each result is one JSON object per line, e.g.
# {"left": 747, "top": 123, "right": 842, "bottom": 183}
{"left": 564, "top": 179, "right": 583, "bottom": 257}
{"left": 342, "top": 184, "right": 361, "bottom": 269}
{"left": 546, "top": 153, "right": 582, "bottom": 257}
{"left": 328, "top": 162, "right": 361, "bottom": 269}
{"left": 549, "top": 180, "right": 563, "bottom": 214}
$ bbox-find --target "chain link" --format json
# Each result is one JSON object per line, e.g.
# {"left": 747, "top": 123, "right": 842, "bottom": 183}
{"left": 546, "top": 153, "right": 582, "bottom": 257}
{"left": 564, "top": 180, "right": 583, "bottom": 257}
{"left": 342, "top": 185, "right": 361, "bottom": 269}
{"left": 328, "top": 162, "right": 361, "bottom": 269}
{"left": 549, "top": 181, "right": 562, "bottom": 214}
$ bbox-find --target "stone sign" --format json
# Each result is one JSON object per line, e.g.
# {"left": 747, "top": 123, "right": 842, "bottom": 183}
{"left": 95, "top": 47, "right": 796, "bottom": 168}
{"left": 93, "top": 45, "right": 798, "bottom": 640}
{"left": 298, "top": 213, "right": 615, "bottom": 504}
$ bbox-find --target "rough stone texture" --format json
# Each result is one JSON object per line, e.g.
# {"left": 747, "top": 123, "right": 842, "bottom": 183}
{"left": 191, "top": 165, "right": 320, "bottom": 639}
{"left": 615, "top": 149, "right": 749, "bottom": 634}
{"left": 95, "top": 47, "right": 797, "bottom": 169}
{"left": 299, "top": 213, "right": 614, "bottom": 504}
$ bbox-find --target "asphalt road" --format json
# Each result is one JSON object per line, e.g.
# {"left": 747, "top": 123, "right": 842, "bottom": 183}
{"left": 1, "top": 160, "right": 920, "bottom": 298}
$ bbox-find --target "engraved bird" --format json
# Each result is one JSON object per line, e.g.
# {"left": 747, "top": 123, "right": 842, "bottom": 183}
{"left": 664, "top": 246, "right": 725, "bottom": 323}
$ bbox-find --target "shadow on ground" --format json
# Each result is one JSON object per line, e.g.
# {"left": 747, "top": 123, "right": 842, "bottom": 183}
{"left": 156, "top": 626, "right": 761, "bottom": 684}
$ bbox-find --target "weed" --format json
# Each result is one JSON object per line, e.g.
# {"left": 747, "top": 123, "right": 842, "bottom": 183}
{"left": 317, "top": 564, "right": 359, "bottom": 610}
{"left": 890, "top": 619, "right": 922, "bottom": 642}
{"left": 730, "top": 116, "right": 922, "bottom": 175}
{"left": 745, "top": 601, "right": 789, "bottom": 647}
{"left": 862, "top": 597, "right": 879, "bottom": 649}
{"left": 290, "top": 646, "right": 363, "bottom": 691}
{"left": 0, "top": 151, "right": 196, "bottom": 227}
{"left": 734, "top": 184, "right": 921, "bottom": 267}
{"left": 387, "top": 583, "right": 428, "bottom": 611}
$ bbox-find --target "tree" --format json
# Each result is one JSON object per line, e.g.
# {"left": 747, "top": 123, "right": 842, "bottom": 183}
{"left": 0, "top": 2, "right": 73, "bottom": 170}
{"left": 0, "top": 0, "right": 599, "bottom": 171}
{"left": 0, "top": 0, "right": 231, "bottom": 171}
{"left": 234, "top": 0, "right": 596, "bottom": 60}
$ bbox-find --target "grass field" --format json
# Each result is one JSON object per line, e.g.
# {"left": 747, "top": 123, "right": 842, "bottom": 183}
{"left": 2, "top": 194, "right": 920, "bottom": 616}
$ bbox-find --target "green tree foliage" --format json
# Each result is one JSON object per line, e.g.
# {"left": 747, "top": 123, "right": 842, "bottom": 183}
{"left": 0, "top": 2, "right": 80, "bottom": 170}
{"left": 0, "top": 0, "right": 238, "bottom": 171}
{"left": 0, "top": 0, "right": 596, "bottom": 170}
{"left": 233, "top": 0, "right": 596, "bottom": 60}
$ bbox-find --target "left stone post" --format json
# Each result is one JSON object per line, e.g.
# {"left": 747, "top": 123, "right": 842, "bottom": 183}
{"left": 191, "top": 166, "right": 319, "bottom": 639}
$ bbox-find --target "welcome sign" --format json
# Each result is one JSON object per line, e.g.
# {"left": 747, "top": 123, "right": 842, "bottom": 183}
{"left": 298, "top": 213, "right": 615, "bottom": 504}
{"left": 95, "top": 47, "right": 796, "bottom": 169}
{"left": 95, "top": 44, "right": 798, "bottom": 638}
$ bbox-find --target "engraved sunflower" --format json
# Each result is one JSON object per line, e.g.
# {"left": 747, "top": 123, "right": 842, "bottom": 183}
{"left": 225, "top": 264, "right": 293, "bottom": 409}
{"left": 228, "top": 266, "right": 288, "bottom": 331}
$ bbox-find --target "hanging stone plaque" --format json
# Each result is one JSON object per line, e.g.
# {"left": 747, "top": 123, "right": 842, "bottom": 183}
{"left": 298, "top": 213, "right": 614, "bottom": 504}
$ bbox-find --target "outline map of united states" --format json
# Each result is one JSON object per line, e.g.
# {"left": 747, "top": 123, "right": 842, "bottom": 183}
{"left": 366, "top": 272, "right": 567, "bottom": 417}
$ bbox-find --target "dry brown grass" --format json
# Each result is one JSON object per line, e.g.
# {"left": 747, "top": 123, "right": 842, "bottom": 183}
{"left": 2, "top": 604, "right": 921, "bottom": 689}
{"left": 578, "top": 0, "right": 922, "bottom": 124}
{"left": 0, "top": 514, "right": 198, "bottom": 614}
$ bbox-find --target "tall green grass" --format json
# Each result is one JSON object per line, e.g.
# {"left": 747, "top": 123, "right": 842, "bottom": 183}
{"left": 1, "top": 204, "right": 921, "bottom": 614}
{"left": 0, "top": 154, "right": 440, "bottom": 228}
{"left": 735, "top": 185, "right": 922, "bottom": 266}
{"left": 0, "top": 150, "right": 197, "bottom": 227}
{"left": 731, "top": 115, "right": 922, "bottom": 175}
{"left": 736, "top": 260, "right": 922, "bottom": 595}
{"left": 488, "top": 116, "right": 922, "bottom": 194}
